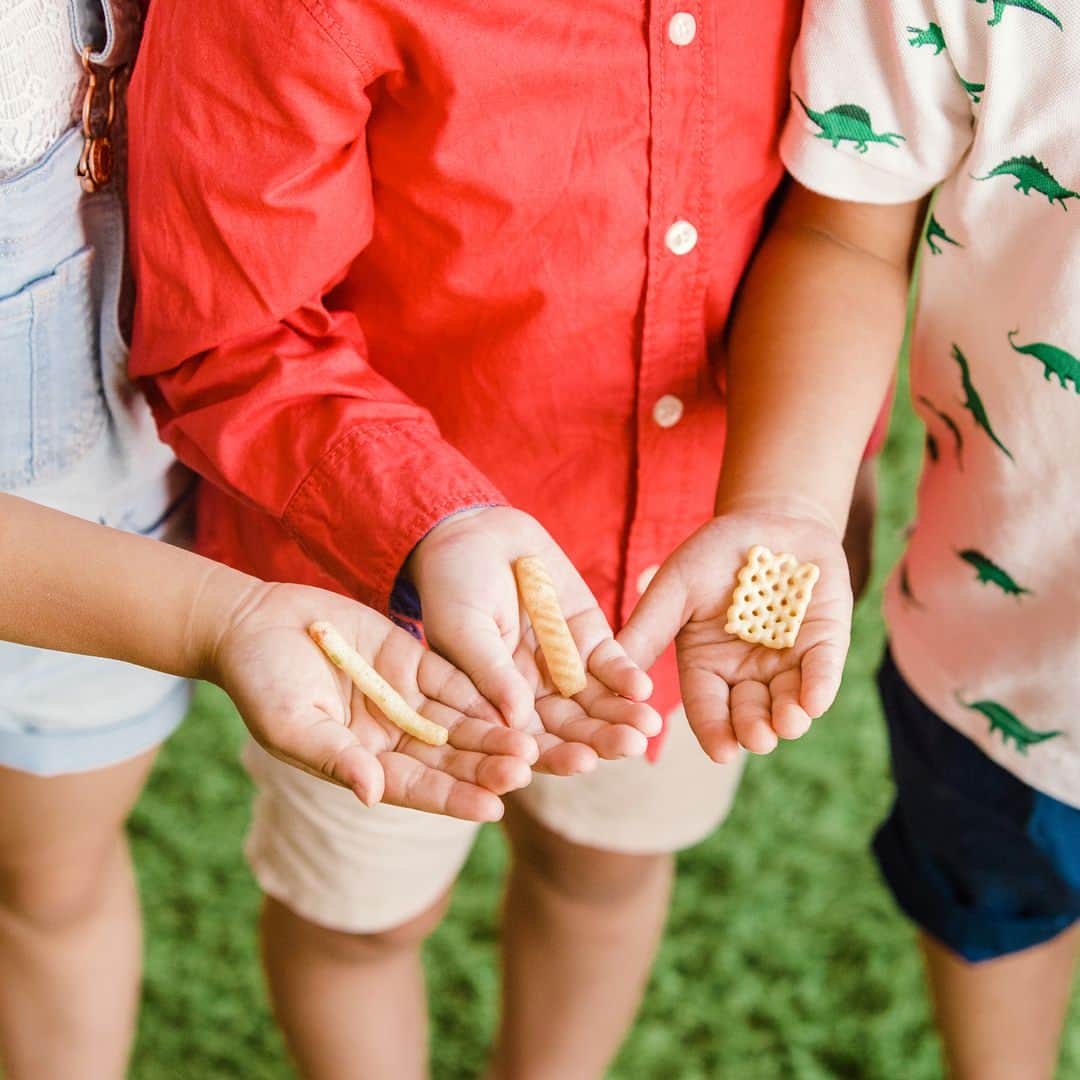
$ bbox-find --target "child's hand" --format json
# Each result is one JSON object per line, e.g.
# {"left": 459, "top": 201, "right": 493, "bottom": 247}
{"left": 406, "top": 507, "right": 661, "bottom": 775}
{"left": 204, "top": 581, "right": 540, "bottom": 822}
{"left": 618, "top": 503, "right": 852, "bottom": 763}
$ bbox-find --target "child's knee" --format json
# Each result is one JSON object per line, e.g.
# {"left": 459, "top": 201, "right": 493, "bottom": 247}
{"left": 263, "top": 889, "right": 451, "bottom": 964}
{"left": 508, "top": 809, "right": 672, "bottom": 907}
{"left": 0, "top": 840, "right": 124, "bottom": 935}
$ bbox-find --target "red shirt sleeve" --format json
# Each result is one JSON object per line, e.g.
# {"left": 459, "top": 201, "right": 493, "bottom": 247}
{"left": 126, "top": 0, "right": 504, "bottom": 610}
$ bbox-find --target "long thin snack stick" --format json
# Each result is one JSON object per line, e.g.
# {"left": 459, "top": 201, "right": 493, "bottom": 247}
{"left": 513, "top": 556, "right": 588, "bottom": 697}
{"left": 308, "top": 621, "right": 449, "bottom": 746}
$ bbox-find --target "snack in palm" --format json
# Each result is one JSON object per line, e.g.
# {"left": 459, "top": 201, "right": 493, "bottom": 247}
{"left": 513, "top": 555, "right": 588, "bottom": 697}
{"left": 724, "top": 545, "right": 819, "bottom": 650}
{"left": 308, "top": 621, "right": 449, "bottom": 746}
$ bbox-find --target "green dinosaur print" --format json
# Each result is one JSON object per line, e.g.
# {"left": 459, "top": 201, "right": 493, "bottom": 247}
{"left": 957, "top": 694, "right": 1063, "bottom": 754}
{"left": 957, "top": 549, "right": 1031, "bottom": 596}
{"left": 974, "top": 156, "right": 1078, "bottom": 210}
{"left": 793, "top": 94, "right": 905, "bottom": 153}
{"left": 1008, "top": 330, "right": 1080, "bottom": 393}
{"left": 908, "top": 23, "right": 947, "bottom": 53}
{"left": 926, "top": 214, "right": 963, "bottom": 255}
{"left": 975, "top": 0, "right": 1063, "bottom": 29}
{"left": 957, "top": 75, "right": 985, "bottom": 103}
{"left": 899, "top": 562, "right": 926, "bottom": 610}
{"left": 951, "top": 344, "right": 1013, "bottom": 461}
{"left": 917, "top": 394, "right": 964, "bottom": 469}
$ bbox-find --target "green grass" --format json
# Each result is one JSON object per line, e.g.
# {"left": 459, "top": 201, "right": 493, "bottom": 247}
{"left": 127, "top": 383, "right": 1080, "bottom": 1078}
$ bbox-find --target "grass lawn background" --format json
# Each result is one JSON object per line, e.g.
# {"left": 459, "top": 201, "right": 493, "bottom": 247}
{"left": 127, "top": 376, "right": 1080, "bottom": 1078}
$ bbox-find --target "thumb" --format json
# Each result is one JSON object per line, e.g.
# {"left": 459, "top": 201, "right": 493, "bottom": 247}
{"left": 257, "top": 711, "right": 387, "bottom": 807}
{"left": 617, "top": 567, "right": 689, "bottom": 673}
{"left": 427, "top": 612, "right": 539, "bottom": 732}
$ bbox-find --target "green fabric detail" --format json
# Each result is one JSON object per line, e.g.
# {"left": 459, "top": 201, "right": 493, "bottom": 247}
{"left": 957, "top": 74, "right": 985, "bottom": 103}
{"left": 793, "top": 94, "right": 905, "bottom": 153}
{"left": 951, "top": 344, "right": 1013, "bottom": 461}
{"left": 1008, "top": 331, "right": 1080, "bottom": 392}
{"left": 907, "top": 23, "right": 947, "bottom": 53}
{"left": 974, "top": 156, "right": 1078, "bottom": 209}
{"left": 957, "top": 694, "right": 1063, "bottom": 753}
{"left": 917, "top": 394, "right": 964, "bottom": 469}
{"left": 975, "top": 0, "right": 1062, "bottom": 29}
{"left": 926, "top": 214, "right": 962, "bottom": 255}
{"left": 957, "top": 549, "right": 1031, "bottom": 595}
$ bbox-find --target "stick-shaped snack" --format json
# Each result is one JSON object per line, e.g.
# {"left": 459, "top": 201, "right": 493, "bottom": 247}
{"left": 513, "top": 556, "right": 588, "bottom": 697}
{"left": 308, "top": 621, "right": 449, "bottom": 746}
{"left": 724, "top": 545, "right": 820, "bottom": 650}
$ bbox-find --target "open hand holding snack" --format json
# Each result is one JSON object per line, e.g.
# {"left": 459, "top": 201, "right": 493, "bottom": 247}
{"left": 406, "top": 507, "right": 661, "bottom": 775}
{"left": 618, "top": 501, "right": 851, "bottom": 764}
{"left": 203, "top": 579, "right": 539, "bottom": 822}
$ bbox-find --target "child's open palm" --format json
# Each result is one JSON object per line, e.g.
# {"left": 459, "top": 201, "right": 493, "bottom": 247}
{"left": 206, "top": 581, "right": 538, "bottom": 822}
{"left": 618, "top": 507, "right": 853, "bottom": 763}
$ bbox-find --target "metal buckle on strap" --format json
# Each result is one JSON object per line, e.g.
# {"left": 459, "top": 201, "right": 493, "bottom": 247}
{"left": 76, "top": 45, "right": 123, "bottom": 193}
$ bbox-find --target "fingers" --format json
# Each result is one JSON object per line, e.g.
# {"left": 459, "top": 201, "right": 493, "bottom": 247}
{"left": 617, "top": 568, "right": 688, "bottom": 673}
{"left": 535, "top": 694, "right": 650, "bottom": 760}
{"left": 426, "top": 611, "right": 539, "bottom": 732}
{"left": 798, "top": 638, "right": 847, "bottom": 719}
{"left": 265, "top": 714, "right": 387, "bottom": 807}
{"left": 379, "top": 753, "right": 507, "bottom": 823}
{"left": 679, "top": 665, "right": 740, "bottom": 764}
{"left": 577, "top": 625, "right": 653, "bottom": 702}
{"left": 729, "top": 680, "right": 779, "bottom": 755}
{"left": 531, "top": 733, "right": 600, "bottom": 777}
{"left": 404, "top": 701, "right": 536, "bottom": 794}
{"left": 769, "top": 667, "right": 814, "bottom": 741}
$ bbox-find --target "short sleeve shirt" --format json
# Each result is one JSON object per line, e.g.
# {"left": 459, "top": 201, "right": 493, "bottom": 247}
{"left": 781, "top": 2, "right": 1079, "bottom": 805}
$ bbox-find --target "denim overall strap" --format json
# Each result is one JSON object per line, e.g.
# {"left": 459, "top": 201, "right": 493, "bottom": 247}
{"left": 68, "top": 0, "right": 141, "bottom": 68}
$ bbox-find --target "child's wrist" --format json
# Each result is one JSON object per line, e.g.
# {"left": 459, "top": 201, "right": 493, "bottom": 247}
{"left": 182, "top": 562, "right": 267, "bottom": 683}
{"left": 712, "top": 489, "right": 846, "bottom": 538}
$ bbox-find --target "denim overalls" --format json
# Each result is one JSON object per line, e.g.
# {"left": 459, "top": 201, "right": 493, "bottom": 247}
{"left": 0, "top": 0, "right": 191, "bottom": 775}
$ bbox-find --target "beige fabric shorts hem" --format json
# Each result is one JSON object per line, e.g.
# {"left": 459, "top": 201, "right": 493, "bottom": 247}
{"left": 242, "top": 706, "right": 744, "bottom": 935}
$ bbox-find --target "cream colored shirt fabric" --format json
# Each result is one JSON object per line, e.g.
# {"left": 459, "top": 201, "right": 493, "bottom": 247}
{"left": 0, "top": 0, "right": 82, "bottom": 178}
{"left": 781, "top": 1, "right": 1079, "bottom": 805}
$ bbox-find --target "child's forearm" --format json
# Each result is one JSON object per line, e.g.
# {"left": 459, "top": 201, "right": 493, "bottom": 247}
{"left": 0, "top": 493, "right": 259, "bottom": 680}
{"left": 718, "top": 184, "right": 925, "bottom": 532}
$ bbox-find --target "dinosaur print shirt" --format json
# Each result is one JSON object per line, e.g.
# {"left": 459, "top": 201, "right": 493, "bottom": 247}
{"left": 782, "top": 1, "right": 1080, "bottom": 805}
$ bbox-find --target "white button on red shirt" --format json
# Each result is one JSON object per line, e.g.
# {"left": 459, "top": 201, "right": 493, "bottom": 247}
{"left": 664, "top": 219, "right": 698, "bottom": 256}
{"left": 668, "top": 13, "right": 697, "bottom": 47}
{"left": 652, "top": 394, "right": 684, "bottom": 428}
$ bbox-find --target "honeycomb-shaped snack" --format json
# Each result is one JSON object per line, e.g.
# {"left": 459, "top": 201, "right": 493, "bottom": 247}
{"left": 724, "top": 545, "right": 819, "bottom": 650}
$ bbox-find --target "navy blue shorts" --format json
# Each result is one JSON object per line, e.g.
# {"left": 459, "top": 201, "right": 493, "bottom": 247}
{"left": 873, "top": 649, "right": 1080, "bottom": 963}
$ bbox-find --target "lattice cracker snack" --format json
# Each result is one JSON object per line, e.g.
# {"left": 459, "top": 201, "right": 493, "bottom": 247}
{"left": 724, "top": 546, "right": 820, "bottom": 650}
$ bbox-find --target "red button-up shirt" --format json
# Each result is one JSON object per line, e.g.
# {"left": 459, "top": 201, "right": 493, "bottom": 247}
{"left": 127, "top": 0, "right": 803, "bottom": 748}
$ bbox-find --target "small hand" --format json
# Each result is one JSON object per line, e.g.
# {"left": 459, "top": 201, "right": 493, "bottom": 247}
{"left": 618, "top": 505, "right": 852, "bottom": 763}
{"left": 206, "top": 580, "right": 539, "bottom": 822}
{"left": 407, "top": 507, "right": 661, "bottom": 775}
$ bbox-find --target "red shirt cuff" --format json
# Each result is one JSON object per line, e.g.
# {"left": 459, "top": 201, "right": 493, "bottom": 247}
{"left": 282, "top": 420, "right": 506, "bottom": 612}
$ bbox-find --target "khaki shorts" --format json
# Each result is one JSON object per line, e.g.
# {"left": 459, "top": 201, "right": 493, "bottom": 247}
{"left": 243, "top": 706, "right": 745, "bottom": 934}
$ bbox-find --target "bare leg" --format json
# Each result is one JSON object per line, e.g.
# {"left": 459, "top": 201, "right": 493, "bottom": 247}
{"left": 260, "top": 890, "right": 451, "bottom": 1080}
{"left": 0, "top": 749, "right": 156, "bottom": 1080}
{"left": 920, "top": 927, "right": 1080, "bottom": 1080}
{"left": 489, "top": 803, "right": 674, "bottom": 1080}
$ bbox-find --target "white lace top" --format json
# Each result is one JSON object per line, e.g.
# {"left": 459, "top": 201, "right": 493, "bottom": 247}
{"left": 0, "top": 0, "right": 83, "bottom": 178}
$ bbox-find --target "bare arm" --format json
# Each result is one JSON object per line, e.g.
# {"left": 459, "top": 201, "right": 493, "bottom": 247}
{"left": 718, "top": 183, "right": 925, "bottom": 528}
{"left": 0, "top": 494, "right": 539, "bottom": 817}
{"left": 0, "top": 492, "right": 249, "bottom": 678}
{"left": 620, "top": 184, "right": 925, "bottom": 760}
